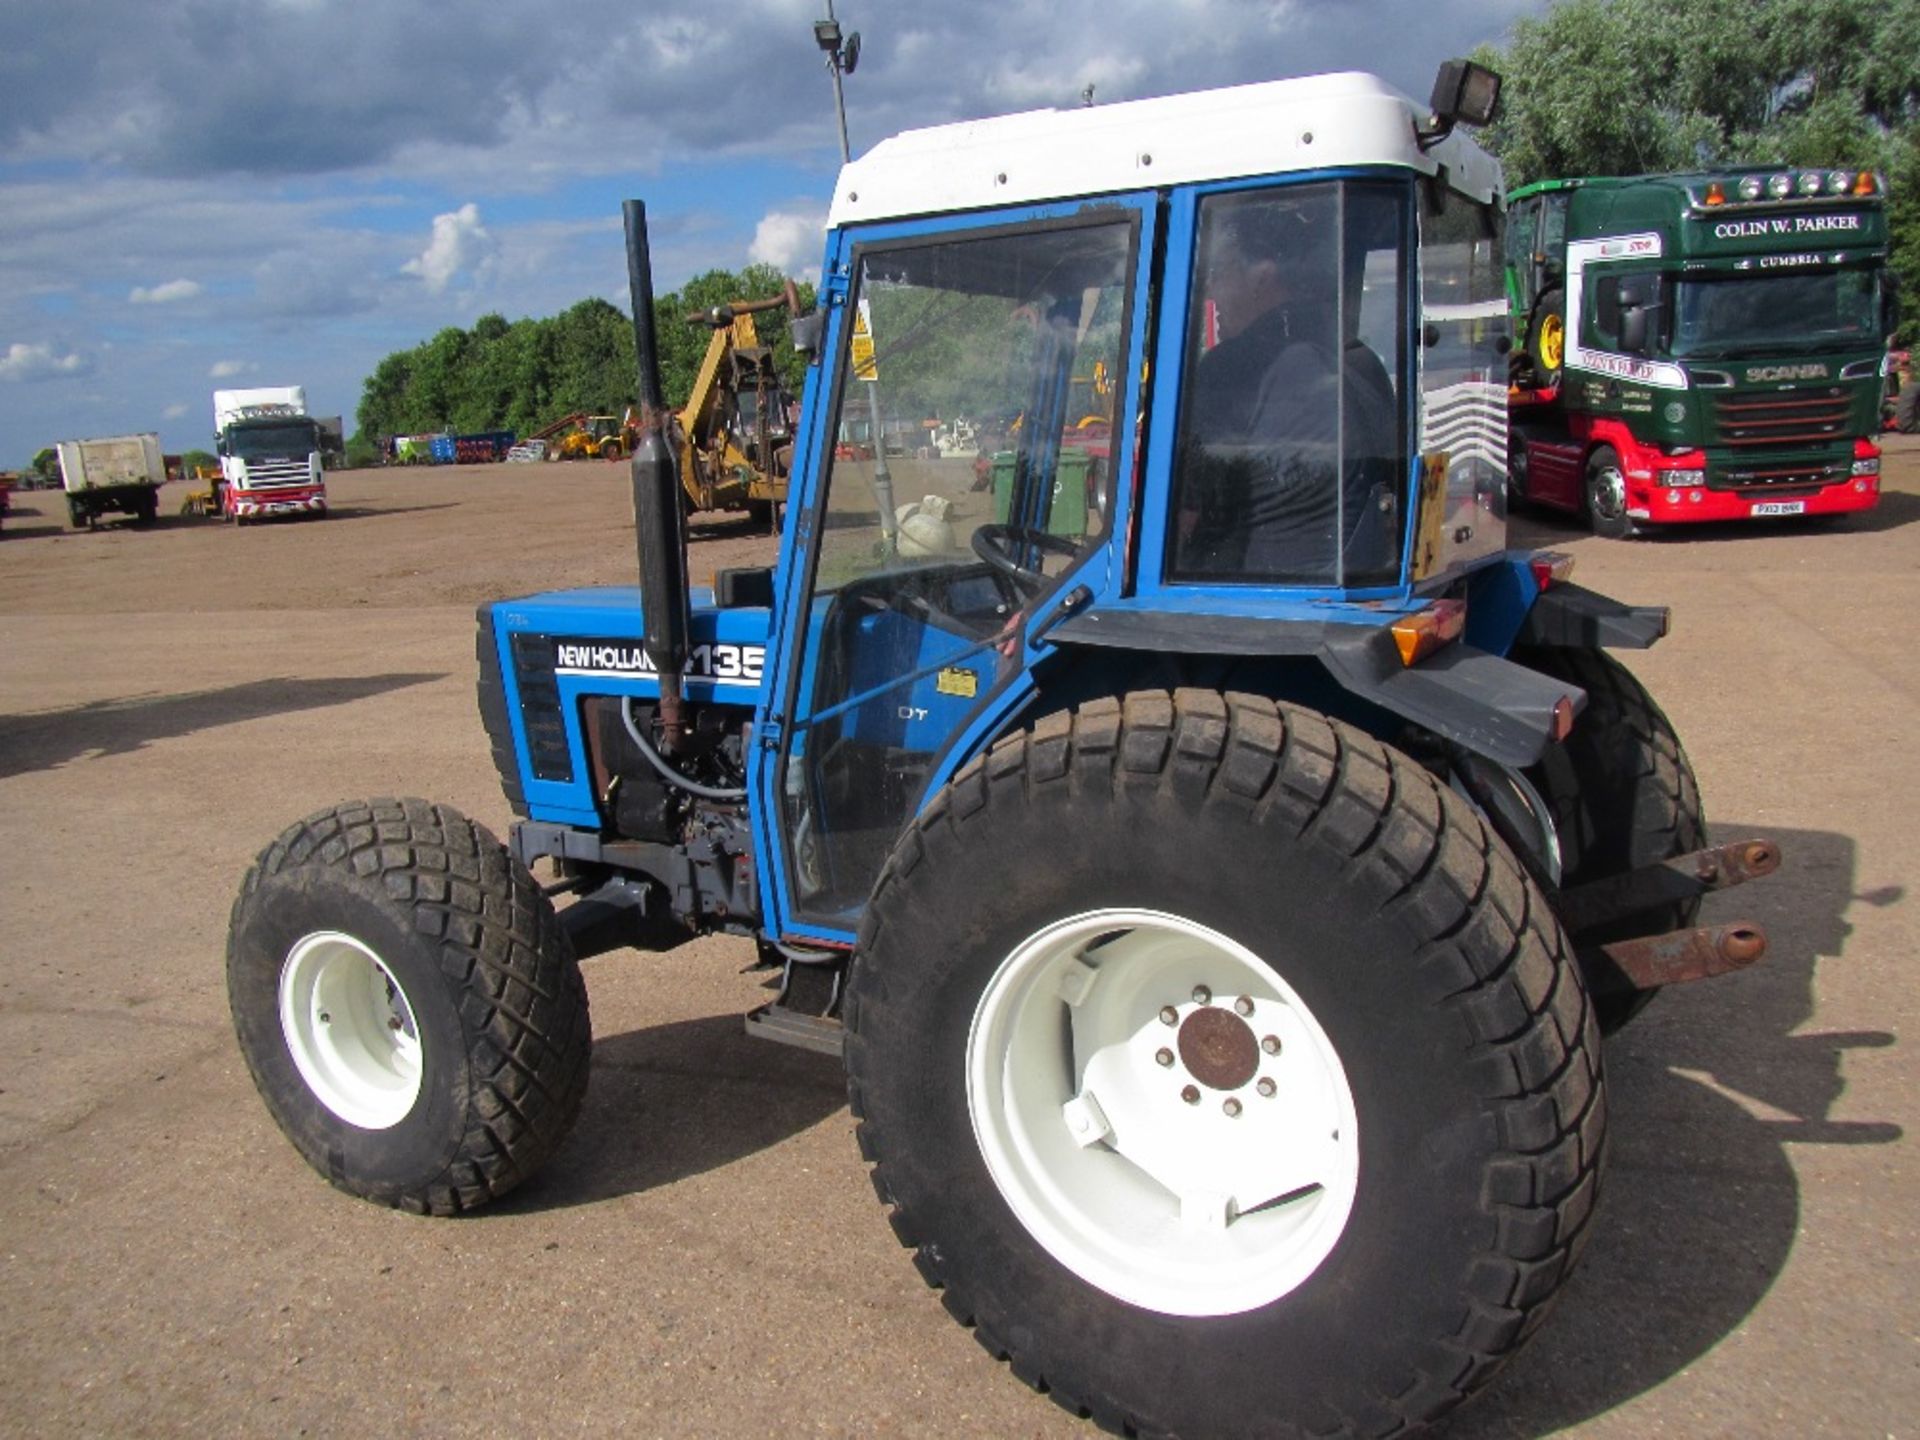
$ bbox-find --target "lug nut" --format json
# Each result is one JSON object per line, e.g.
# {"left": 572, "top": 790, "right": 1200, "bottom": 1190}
{"left": 1256, "top": 1077, "right": 1276, "bottom": 1098}
{"left": 1223, "top": 1098, "right": 1242, "bottom": 1118}
{"left": 1261, "top": 1034, "right": 1281, "bottom": 1055}
{"left": 1234, "top": 995, "right": 1255, "bottom": 1017}
{"left": 1181, "top": 1085, "right": 1201, "bottom": 1105}
{"left": 318, "top": 1011, "right": 331, "bottom": 1025}
{"left": 1192, "top": 985, "right": 1212, "bottom": 1005}
{"left": 1155, "top": 1047, "right": 1175, "bottom": 1068}
{"left": 1159, "top": 1005, "right": 1180, "bottom": 1027}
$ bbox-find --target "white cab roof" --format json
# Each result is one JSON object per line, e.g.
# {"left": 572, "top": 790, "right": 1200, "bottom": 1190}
{"left": 829, "top": 71, "right": 1503, "bottom": 228}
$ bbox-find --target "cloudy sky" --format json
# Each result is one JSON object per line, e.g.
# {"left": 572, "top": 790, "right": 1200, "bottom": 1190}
{"left": 0, "top": 0, "right": 1546, "bottom": 461}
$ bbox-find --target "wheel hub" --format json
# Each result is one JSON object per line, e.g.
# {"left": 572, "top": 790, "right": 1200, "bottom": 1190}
{"left": 278, "top": 930, "right": 424, "bottom": 1131}
{"left": 1177, "top": 1006, "right": 1259, "bottom": 1091}
{"left": 967, "top": 909, "right": 1361, "bottom": 1317}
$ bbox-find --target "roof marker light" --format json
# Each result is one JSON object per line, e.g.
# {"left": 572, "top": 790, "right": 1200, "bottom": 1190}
{"left": 1704, "top": 181, "right": 1727, "bottom": 206}
{"left": 1853, "top": 171, "right": 1881, "bottom": 196}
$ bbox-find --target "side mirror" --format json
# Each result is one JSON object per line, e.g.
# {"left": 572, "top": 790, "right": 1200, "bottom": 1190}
{"left": 1621, "top": 306, "right": 1649, "bottom": 355}
{"left": 790, "top": 308, "right": 827, "bottom": 360}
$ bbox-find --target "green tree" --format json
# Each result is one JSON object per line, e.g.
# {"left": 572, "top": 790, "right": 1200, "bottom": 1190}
{"left": 351, "top": 267, "right": 820, "bottom": 445}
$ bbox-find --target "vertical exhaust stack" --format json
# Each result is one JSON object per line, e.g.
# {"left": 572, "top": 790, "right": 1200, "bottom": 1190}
{"left": 622, "top": 199, "right": 694, "bottom": 750}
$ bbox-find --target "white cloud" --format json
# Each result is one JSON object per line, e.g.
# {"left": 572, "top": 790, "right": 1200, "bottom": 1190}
{"left": 129, "top": 278, "right": 203, "bottom": 304}
{"left": 209, "top": 359, "right": 253, "bottom": 379}
{"left": 162, "top": 403, "right": 189, "bottom": 418}
{"left": 402, "top": 202, "right": 495, "bottom": 293}
{"left": 0, "top": 342, "right": 90, "bottom": 382}
{"left": 748, "top": 207, "right": 828, "bottom": 282}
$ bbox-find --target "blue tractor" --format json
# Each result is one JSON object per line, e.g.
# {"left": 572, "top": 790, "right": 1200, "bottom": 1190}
{"left": 227, "top": 62, "right": 1779, "bottom": 1438}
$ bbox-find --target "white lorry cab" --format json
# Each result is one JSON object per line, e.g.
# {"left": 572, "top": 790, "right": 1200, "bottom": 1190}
{"left": 213, "top": 386, "right": 327, "bottom": 522}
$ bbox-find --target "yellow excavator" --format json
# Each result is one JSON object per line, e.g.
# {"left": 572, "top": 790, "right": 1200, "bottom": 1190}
{"left": 529, "top": 412, "right": 627, "bottom": 461}
{"left": 670, "top": 281, "right": 802, "bottom": 523}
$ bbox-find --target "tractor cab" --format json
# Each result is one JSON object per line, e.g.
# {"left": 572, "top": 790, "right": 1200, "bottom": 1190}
{"left": 756, "top": 71, "right": 1516, "bottom": 939}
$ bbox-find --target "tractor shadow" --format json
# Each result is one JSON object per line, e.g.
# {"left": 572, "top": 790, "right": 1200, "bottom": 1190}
{"left": 1441, "top": 822, "right": 1900, "bottom": 1437}
{"left": 0, "top": 673, "right": 444, "bottom": 779}
{"left": 503, "top": 1007, "right": 845, "bottom": 1211}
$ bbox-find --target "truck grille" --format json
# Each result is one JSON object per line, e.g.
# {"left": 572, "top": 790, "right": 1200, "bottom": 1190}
{"left": 242, "top": 457, "right": 312, "bottom": 487}
{"left": 1709, "top": 389, "right": 1851, "bottom": 448}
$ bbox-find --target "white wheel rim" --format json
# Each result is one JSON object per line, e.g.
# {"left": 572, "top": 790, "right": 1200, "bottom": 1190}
{"left": 966, "top": 908, "right": 1360, "bottom": 1317}
{"left": 278, "top": 931, "right": 425, "bottom": 1130}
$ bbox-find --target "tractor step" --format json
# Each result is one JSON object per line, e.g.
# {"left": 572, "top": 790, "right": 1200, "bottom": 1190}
{"left": 744, "top": 1002, "right": 844, "bottom": 1057}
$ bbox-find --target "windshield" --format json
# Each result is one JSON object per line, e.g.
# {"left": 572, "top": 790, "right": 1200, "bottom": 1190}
{"left": 1670, "top": 267, "right": 1881, "bottom": 358}
{"left": 229, "top": 422, "right": 318, "bottom": 460}
{"left": 1169, "top": 179, "right": 1408, "bottom": 588}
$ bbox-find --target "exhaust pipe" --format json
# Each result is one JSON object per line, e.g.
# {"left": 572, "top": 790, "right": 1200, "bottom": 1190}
{"left": 622, "top": 199, "right": 693, "bottom": 751}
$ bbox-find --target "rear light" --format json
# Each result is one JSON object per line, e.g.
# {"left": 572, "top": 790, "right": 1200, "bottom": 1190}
{"left": 1551, "top": 695, "right": 1577, "bottom": 743}
{"left": 1528, "top": 551, "right": 1575, "bottom": 590}
{"left": 1389, "top": 599, "right": 1466, "bottom": 667}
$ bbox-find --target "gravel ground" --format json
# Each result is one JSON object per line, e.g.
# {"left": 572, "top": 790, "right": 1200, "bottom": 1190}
{"left": 1, "top": 448, "right": 1915, "bottom": 1438}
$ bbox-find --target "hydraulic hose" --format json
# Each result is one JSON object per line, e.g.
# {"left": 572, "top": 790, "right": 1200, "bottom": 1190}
{"left": 620, "top": 697, "right": 748, "bottom": 802}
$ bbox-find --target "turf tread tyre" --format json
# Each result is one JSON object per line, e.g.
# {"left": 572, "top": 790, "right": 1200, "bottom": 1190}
{"left": 228, "top": 797, "right": 590, "bottom": 1215}
{"left": 845, "top": 690, "right": 1605, "bottom": 1439}
{"left": 1518, "top": 647, "right": 1706, "bottom": 1027}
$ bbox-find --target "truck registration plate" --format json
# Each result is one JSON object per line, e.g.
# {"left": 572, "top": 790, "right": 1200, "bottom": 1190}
{"left": 1751, "top": 500, "right": 1806, "bottom": 517}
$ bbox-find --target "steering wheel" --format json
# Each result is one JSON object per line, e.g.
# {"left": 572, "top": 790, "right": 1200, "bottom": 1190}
{"left": 970, "top": 523, "right": 1081, "bottom": 591}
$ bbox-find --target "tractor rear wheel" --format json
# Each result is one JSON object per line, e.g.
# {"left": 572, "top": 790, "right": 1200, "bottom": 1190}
{"left": 1524, "top": 289, "right": 1565, "bottom": 388}
{"left": 845, "top": 691, "right": 1606, "bottom": 1439}
{"left": 227, "top": 798, "right": 591, "bottom": 1214}
{"left": 1518, "top": 647, "right": 1706, "bottom": 1028}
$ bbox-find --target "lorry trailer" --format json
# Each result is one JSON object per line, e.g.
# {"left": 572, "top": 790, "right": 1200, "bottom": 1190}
{"left": 213, "top": 386, "right": 327, "bottom": 521}
{"left": 56, "top": 433, "right": 165, "bottom": 529}
{"left": 1505, "top": 167, "right": 1893, "bottom": 535}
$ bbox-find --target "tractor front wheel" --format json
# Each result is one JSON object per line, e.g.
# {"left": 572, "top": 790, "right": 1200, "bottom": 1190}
{"left": 227, "top": 798, "right": 591, "bottom": 1214}
{"left": 845, "top": 691, "right": 1606, "bottom": 1439}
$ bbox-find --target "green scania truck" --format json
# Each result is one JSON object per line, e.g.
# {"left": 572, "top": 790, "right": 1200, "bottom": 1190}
{"left": 1505, "top": 167, "right": 1894, "bottom": 536}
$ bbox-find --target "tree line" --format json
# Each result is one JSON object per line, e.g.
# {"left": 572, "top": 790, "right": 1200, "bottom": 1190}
{"left": 352, "top": 265, "right": 817, "bottom": 456}
{"left": 1474, "top": 0, "right": 1919, "bottom": 343}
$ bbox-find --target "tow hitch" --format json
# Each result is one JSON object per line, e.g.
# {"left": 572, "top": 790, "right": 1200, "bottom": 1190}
{"left": 1559, "top": 838, "right": 1782, "bottom": 990}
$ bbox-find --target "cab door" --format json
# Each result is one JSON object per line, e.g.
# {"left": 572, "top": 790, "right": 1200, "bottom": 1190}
{"left": 752, "top": 197, "right": 1157, "bottom": 942}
